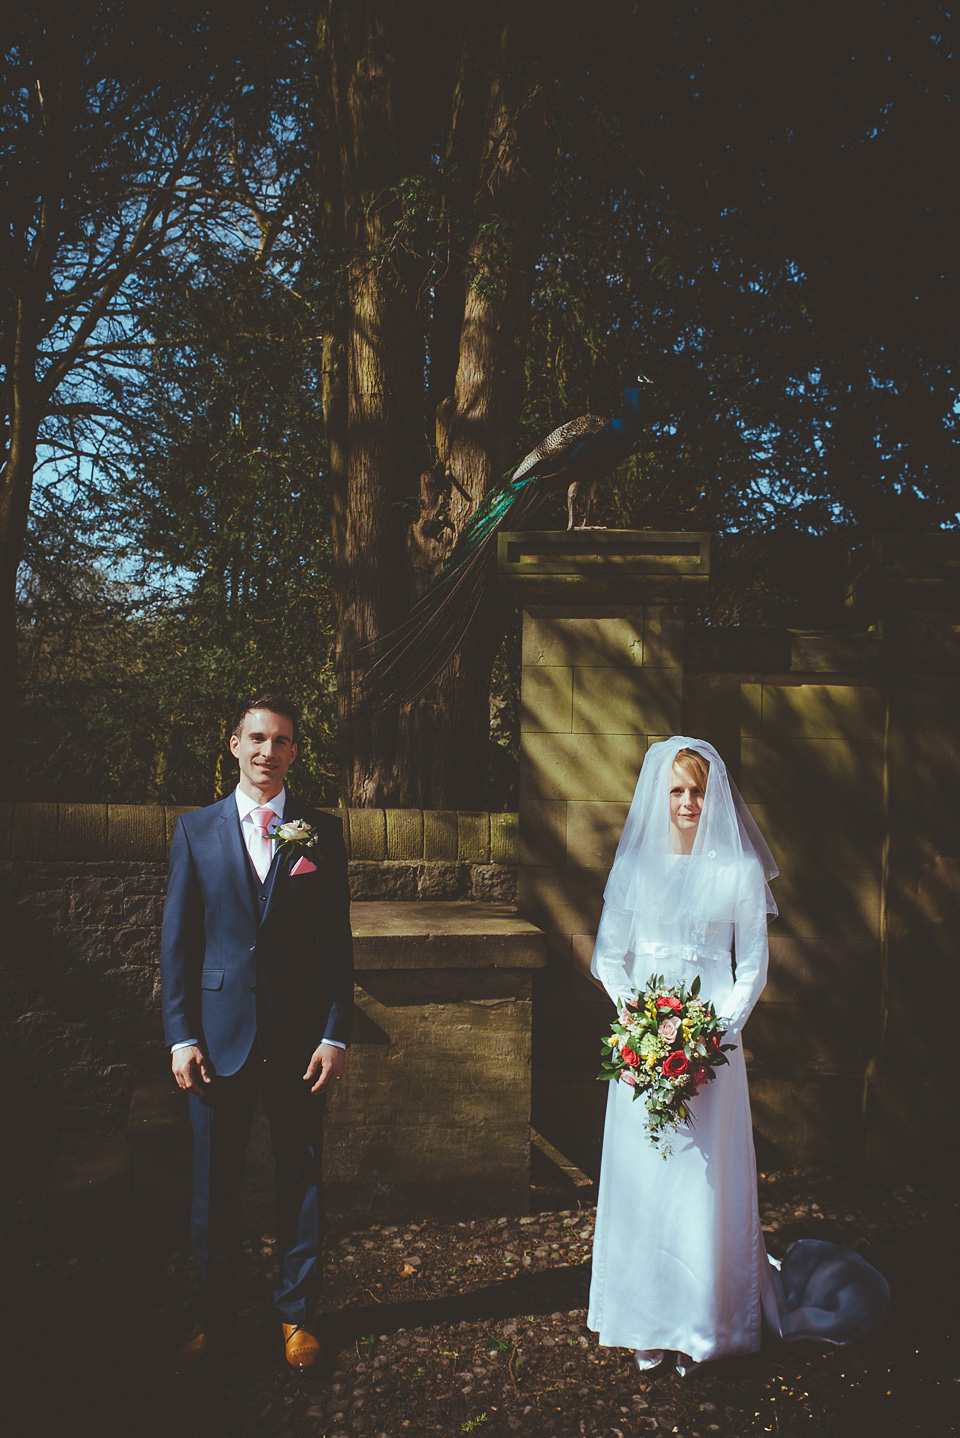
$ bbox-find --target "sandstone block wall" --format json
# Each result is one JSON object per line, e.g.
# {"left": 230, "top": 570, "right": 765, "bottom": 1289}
{"left": 518, "top": 603, "right": 683, "bottom": 959}
{"left": 0, "top": 808, "right": 517, "bottom": 1136}
{"left": 514, "top": 532, "right": 959, "bottom": 1176}
{"left": 2, "top": 859, "right": 169, "bottom": 1133}
{"left": 326, "top": 903, "right": 546, "bottom": 1216}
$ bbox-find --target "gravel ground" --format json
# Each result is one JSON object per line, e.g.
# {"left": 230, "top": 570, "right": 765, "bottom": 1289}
{"left": 5, "top": 1167, "right": 958, "bottom": 1438}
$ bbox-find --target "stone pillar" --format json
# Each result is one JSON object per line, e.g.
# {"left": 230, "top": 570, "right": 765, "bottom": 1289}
{"left": 499, "top": 530, "right": 710, "bottom": 1174}
{"left": 707, "top": 636, "right": 887, "bottom": 1167}
{"left": 850, "top": 535, "right": 960, "bottom": 1172}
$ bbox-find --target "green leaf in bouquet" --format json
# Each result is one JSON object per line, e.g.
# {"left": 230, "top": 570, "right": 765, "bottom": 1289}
{"left": 691, "top": 975, "right": 701, "bottom": 997}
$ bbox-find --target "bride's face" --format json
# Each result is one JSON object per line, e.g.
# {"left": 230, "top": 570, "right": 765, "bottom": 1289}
{"left": 669, "top": 762, "right": 704, "bottom": 852}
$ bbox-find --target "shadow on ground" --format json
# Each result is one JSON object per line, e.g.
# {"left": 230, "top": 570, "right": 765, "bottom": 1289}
{"left": 3, "top": 1158, "right": 957, "bottom": 1438}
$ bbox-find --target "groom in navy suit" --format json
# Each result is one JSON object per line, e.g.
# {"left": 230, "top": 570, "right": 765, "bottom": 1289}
{"left": 161, "top": 693, "right": 353, "bottom": 1372}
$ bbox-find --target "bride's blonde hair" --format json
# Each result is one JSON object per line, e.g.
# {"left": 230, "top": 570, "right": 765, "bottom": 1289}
{"left": 673, "top": 747, "right": 710, "bottom": 793}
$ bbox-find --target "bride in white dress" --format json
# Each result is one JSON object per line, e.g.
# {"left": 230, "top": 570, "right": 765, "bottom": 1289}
{"left": 587, "top": 736, "right": 779, "bottom": 1374}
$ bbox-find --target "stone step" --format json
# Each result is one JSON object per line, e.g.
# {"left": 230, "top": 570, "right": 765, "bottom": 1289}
{"left": 46, "top": 1132, "right": 133, "bottom": 1248}
{"left": 532, "top": 1070, "right": 606, "bottom": 1181}
{"left": 530, "top": 1128, "right": 594, "bottom": 1189}
{"left": 49, "top": 1131, "right": 133, "bottom": 1200}
{"left": 126, "top": 1078, "right": 190, "bottom": 1146}
{"left": 350, "top": 899, "right": 547, "bottom": 969}
{"left": 125, "top": 1080, "right": 275, "bottom": 1235}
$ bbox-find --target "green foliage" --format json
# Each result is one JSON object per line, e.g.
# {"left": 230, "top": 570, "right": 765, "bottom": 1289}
{"left": 484, "top": 1332, "right": 510, "bottom": 1354}
{"left": 466, "top": 219, "right": 517, "bottom": 304}
{"left": 14, "top": 1, "right": 960, "bottom": 801}
{"left": 20, "top": 235, "right": 342, "bottom": 804}
{"left": 521, "top": 0, "right": 959, "bottom": 542}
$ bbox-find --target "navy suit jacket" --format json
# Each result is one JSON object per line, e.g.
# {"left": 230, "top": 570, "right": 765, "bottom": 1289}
{"left": 161, "top": 794, "right": 354, "bottom": 1077}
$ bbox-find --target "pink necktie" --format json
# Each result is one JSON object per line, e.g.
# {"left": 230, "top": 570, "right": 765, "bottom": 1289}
{"left": 249, "top": 806, "right": 275, "bottom": 881}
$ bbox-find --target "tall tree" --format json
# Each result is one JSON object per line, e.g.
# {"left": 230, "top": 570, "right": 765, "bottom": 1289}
{"left": 0, "top": 0, "right": 295, "bottom": 706}
{"left": 316, "top": 0, "right": 552, "bottom": 806}
{"left": 11, "top": 1, "right": 959, "bottom": 808}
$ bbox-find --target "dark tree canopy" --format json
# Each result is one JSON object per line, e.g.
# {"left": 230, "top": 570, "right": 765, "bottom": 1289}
{"left": 8, "top": 0, "right": 959, "bottom": 806}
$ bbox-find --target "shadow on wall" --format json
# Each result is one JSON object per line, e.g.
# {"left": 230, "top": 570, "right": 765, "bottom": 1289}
{"left": 527, "top": 622, "right": 955, "bottom": 1178}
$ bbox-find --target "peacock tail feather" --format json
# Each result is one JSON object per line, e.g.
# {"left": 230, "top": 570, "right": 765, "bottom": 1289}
{"left": 356, "top": 379, "right": 651, "bottom": 710}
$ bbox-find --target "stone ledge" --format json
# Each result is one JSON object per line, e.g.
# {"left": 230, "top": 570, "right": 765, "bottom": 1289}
{"left": 0, "top": 804, "right": 519, "bottom": 865}
{"left": 499, "top": 529, "right": 710, "bottom": 603}
{"left": 127, "top": 1079, "right": 190, "bottom": 1145}
{"left": 352, "top": 902, "right": 548, "bottom": 970}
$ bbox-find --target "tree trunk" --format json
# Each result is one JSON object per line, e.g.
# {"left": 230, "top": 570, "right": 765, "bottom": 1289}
{"left": 2, "top": 203, "right": 58, "bottom": 708}
{"left": 396, "top": 8, "right": 549, "bottom": 807}
{"left": 0, "top": 429, "right": 38, "bottom": 707}
{"left": 0, "top": 54, "right": 65, "bottom": 710}
{"left": 324, "top": 0, "right": 424, "bottom": 805}
{"left": 319, "top": 0, "right": 550, "bottom": 807}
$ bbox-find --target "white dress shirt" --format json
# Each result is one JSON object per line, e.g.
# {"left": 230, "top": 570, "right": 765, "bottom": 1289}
{"left": 171, "top": 785, "right": 344, "bottom": 1052}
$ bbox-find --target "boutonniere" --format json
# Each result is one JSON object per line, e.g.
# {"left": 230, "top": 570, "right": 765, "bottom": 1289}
{"left": 272, "top": 819, "right": 321, "bottom": 857}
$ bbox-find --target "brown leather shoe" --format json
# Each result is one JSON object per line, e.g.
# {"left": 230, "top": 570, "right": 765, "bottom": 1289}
{"left": 282, "top": 1322, "right": 321, "bottom": 1369}
{"left": 174, "top": 1323, "right": 219, "bottom": 1377}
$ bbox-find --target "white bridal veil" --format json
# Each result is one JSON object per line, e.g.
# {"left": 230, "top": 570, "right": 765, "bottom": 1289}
{"left": 591, "top": 736, "right": 779, "bottom": 980}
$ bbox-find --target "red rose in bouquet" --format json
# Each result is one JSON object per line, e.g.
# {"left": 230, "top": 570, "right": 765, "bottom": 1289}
{"left": 620, "top": 1044, "right": 641, "bottom": 1068}
{"left": 655, "top": 995, "right": 684, "bottom": 1015}
{"left": 662, "top": 1050, "right": 690, "bottom": 1079}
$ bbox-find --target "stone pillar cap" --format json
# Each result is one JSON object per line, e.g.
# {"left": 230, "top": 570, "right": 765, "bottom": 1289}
{"left": 497, "top": 529, "right": 710, "bottom": 602}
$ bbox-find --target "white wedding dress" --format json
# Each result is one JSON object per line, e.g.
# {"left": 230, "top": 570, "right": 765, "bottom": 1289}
{"left": 588, "top": 855, "right": 774, "bottom": 1363}
{"left": 587, "top": 739, "right": 889, "bottom": 1361}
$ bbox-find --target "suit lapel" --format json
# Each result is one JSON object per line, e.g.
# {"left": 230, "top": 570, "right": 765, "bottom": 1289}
{"left": 217, "top": 794, "right": 259, "bottom": 932}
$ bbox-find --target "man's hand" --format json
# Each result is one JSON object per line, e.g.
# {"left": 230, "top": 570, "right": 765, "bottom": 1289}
{"left": 172, "top": 1045, "right": 213, "bottom": 1094}
{"left": 302, "top": 1042, "right": 346, "bottom": 1094}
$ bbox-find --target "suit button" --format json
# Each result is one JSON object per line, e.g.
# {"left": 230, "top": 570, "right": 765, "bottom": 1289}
{"left": 249, "top": 945, "right": 256, "bottom": 953}
{"left": 249, "top": 984, "right": 256, "bottom": 993}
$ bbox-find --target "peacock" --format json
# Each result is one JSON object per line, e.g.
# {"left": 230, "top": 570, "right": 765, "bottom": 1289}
{"left": 359, "top": 378, "right": 652, "bottom": 709}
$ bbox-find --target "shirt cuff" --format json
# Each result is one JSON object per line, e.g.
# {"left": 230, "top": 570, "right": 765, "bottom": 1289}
{"left": 170, "top": 1039, "right": 200, "bottom": 1052}
{"left": 321, "top": 1039, "right": 346, "bottom": 1049}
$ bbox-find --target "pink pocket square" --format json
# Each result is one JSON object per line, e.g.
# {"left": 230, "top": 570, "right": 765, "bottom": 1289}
{"left": 290, "top": 856, "right": 318, "bottom": 876}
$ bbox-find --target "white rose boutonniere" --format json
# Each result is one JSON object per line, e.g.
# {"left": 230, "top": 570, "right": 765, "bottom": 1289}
{"left": 273, "top": 818, "right": 320, "bottom": 857}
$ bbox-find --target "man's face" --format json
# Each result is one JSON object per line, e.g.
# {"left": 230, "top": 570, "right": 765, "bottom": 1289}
{"left": 229, "top": 708, "right": 297, "bottom": 797}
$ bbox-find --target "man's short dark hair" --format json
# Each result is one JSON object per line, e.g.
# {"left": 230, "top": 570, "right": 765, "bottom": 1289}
{"left": 233, "top": 692, "right": 299, "bottom": 742}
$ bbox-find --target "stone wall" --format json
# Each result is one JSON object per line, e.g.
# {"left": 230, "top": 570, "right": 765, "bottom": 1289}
{"left": 506, "top": 530, "right": 959, "bottom": 1176}
{"left": 328, "top": 902, "right": 545, "bottom": 1216}
{"left": 2, "top": 859, "right": 168, "bottom": 1131}
{"left": 5, "top": 532, "right": 957, "bottom": 1183}
{"left": 0, "top": 807, "right": 517, "bottom": 1136}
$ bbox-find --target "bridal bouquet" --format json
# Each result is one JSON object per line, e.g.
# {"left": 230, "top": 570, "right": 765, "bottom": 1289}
{"left": 598, "top": 974, "right": 735, "bottom": 1153}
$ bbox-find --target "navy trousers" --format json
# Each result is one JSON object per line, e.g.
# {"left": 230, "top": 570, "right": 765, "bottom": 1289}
{"left": 187, "top": 1042, "right": 326, "bottom": 1326}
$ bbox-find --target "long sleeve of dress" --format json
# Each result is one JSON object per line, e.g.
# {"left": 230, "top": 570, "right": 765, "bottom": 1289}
{"left": 716, "top": 859, "right": 769, "bottom": 1039}
{"left": 590, "top": 901, "right": 636, "bottom": 1006}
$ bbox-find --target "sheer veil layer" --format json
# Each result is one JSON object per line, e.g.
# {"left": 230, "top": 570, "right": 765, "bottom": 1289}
{"left": 591, "top": 736, "right": 778, "bottom": 985}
